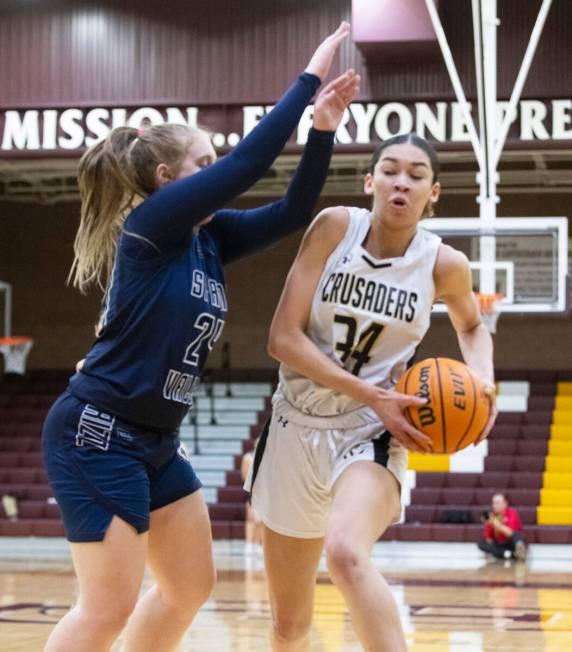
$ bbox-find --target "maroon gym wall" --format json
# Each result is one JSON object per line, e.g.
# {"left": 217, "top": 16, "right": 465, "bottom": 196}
{"left": 0, "top": 0, "right": 569, "bottom": 109}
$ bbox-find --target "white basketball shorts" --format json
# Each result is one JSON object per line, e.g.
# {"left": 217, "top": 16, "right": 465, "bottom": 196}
{"left": 244, "top": 398, "right": 408, "bottom": 539}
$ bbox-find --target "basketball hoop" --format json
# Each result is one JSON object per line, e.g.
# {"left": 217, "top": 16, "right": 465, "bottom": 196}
{"left": 0, "top": 336, "right": 33, "bottom": 375}
{"left": 476, "top": 293, "right": 503, "bottom": 334}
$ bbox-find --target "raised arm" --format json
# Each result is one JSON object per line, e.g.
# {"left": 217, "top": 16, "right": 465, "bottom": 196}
{"left": 267, "top": 208, "right": 431, "bottom": 452}
{"left": 207, "top": 70, "right": 361, "bottom": 264}
{"left": 122, "top": 23, "right": 351, "bottom": 258}
{"left": 433, "top": 244, "right": 497, "bottom": 442}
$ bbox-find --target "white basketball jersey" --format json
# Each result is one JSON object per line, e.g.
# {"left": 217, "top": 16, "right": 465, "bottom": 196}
{"left": 277, "top": 207, "right": 442, "bottom": 417}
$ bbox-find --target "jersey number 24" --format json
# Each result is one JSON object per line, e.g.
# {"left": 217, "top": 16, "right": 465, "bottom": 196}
{"left": 183, "top": 312, "right": 225, "bottom": 366}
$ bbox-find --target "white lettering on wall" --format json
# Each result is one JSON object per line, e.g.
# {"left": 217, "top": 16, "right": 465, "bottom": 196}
{"left": 2, "top": 110, "right": 40, "bottom": 150}
{"left": 1, "top": 99, "right": 571, "bottom": 152}
{"left": 58, "top": 108, "right": 84, "bottom": 149}
{"left": 85, "top": 108, "right": 110, "bottom": 146}
{"left": 552, "top": 99, "right": 572, "bottom": 139}
{"left": 127, "top": 107, "right": 164, "bottom": 128}
{"left": 520, "top": 101, "right": 550, "bottom": 140}
{"left": 42, "top": 110, "right": 58, "bottom": 150}
{"left": 111, "top": 108, "right": 127, "bottom": 129}
{"left": 349, "top": 103, "right": 378, "bottom": 144}
{"left": 166, "top": 107, "right": 198, "bottom": 127}
{"left": 374, "top": 102, "right": 414, "bottom": 140}
{"left": 415, "top": 102, "right": 447, "bottom": 141}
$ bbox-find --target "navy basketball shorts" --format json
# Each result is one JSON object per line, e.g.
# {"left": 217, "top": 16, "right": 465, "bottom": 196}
{"left": 42, "top": 391, "right": 202, "bottom": 542}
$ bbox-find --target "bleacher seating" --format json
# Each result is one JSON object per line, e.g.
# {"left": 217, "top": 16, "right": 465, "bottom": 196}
{"left": 1, "top": 369, "right": 571, "bottom": 544}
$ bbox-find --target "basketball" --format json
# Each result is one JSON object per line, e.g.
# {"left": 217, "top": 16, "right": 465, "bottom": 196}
{"left": 395, "top": 358, "right": 490, "bottom": 454}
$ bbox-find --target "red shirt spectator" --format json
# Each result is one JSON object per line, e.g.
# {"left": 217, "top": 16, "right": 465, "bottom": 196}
{"left": 479, "top": 493, "right": 527, "bottom": 561}
{"left": 484, "top": 506, "right": 522, "bottom": 544}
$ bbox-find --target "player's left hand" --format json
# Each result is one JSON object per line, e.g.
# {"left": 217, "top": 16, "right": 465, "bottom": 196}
{"left": 312, "top": 69, "right": 360, "bottom": 132}
{"left": 474, "top": 381, "right": 497, "bottom": 445}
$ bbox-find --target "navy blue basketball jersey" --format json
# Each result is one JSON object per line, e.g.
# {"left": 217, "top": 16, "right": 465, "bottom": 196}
{"left": 70, "top": 228, "right": 227, "bottom": 431}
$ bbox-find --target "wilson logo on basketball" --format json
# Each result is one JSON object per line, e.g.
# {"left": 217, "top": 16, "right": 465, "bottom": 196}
{"left": 415, "top": 365, "right": 436, "bottom": 427}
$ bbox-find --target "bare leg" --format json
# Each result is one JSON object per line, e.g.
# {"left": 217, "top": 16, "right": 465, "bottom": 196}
{"left": 122, "top": 491, "right": 216, "bottom": 652}
{"left": 245, "top": 503, "right": 261, "bottom": 545}
{"left": 263, "top": 526, "right": 324, "bottom": 652}
{"left": 325, "top": 461, "right": 406, "bottom": 652}
{"left": 44, "top": 517, "right": 147, "bottom": 652}
{"left": 248, "top": 503, "right": 264, "bottom": 546}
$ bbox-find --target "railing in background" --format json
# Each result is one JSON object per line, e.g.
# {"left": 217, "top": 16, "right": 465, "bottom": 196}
{"left": 221, "top": 341, "right": 233, "bottom": 397}
{"left": 188, "top": 404, "right": 200, "bottom": 455}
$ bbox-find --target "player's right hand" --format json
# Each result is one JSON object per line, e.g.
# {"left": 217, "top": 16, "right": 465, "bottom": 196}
{"left": 312, "top": 70, "right": 360, "bottom": 132}
{"left": 368, "top": 389, "right": 434, "bottom": 453}
{"left": 305, "top": 21, "right": 351, "bottom": 82}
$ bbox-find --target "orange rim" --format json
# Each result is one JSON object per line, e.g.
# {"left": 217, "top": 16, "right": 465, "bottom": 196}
{"left": 0, "top": 336, "right": 33, "bottom": 346}
{"left": 475, "top": 293, "right": 503, "bottom": 315}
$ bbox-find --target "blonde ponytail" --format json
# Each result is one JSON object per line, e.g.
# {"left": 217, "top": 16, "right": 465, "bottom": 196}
{"left": 69, "top": 123, "right": 205, "bottom": 293}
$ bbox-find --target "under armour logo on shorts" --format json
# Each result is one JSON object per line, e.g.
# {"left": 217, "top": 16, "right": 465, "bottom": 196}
{"left": 277, "top": 416, "right": 289, "bottom": 428}
{"left": 76, "top": 405, "right": 115, "bottom": 451}
{"left": 343, "top": 443, "right": 366, "bottom": 461}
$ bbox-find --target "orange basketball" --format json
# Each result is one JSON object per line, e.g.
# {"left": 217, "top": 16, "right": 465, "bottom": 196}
{"left": 394, "top": 357, "right": 490, "bottom": 454}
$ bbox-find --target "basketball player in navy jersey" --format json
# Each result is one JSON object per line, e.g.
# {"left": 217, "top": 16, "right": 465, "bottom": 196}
{"left": 247, "top": 134, "right": 497, "bottom": 651}
{"left": 41, "top": 23, "right": 360, "bottom": 652}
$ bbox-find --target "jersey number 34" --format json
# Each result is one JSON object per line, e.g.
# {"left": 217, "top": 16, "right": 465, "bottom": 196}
{"left": 334, "top": 315, "right": 384, "bottom": 376}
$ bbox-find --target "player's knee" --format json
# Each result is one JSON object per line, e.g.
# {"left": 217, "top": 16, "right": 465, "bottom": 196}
{"left": 325, "top": 537, "right": 365, "bottom": 585}
{"left": 197, "top": 563, "right": 217, "bottom": 602}
{"left": 166, "top": 562, "right": 216, "bottom": 609}
{"left": 77, "top": 595, "right": 136, "bottom": 633}
{"left": 272, "top": 612, "right": 312, "bottom": 644}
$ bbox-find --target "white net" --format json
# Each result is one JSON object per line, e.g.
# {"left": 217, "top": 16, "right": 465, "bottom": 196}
{"left": 0, "top": 337, "right": 33, "bottom": 374}
{"left": 477, "top": 294, "right": 502, "bottom": 334}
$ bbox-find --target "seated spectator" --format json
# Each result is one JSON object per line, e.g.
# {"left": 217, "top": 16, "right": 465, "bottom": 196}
{"left": 478, "top": 492, "right": 527, "bottom": 561}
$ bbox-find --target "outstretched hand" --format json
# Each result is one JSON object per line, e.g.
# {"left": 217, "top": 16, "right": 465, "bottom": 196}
{"left": 313, "top": 70, "right": 360, "bottom": 132}
{"left": 305, "top": 21, "right": 351, "bottom": 82}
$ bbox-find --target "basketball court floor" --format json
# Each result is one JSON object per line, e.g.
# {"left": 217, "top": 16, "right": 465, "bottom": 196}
{"left": 1, "top": 539, "right": 571, "bottom": 651}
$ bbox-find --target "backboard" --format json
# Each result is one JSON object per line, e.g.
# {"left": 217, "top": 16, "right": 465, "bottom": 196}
{"left": 423, "top": 218, "right": 569, "bottom": 314}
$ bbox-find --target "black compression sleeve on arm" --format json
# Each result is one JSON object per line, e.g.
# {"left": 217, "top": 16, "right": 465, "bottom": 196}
{"left": 121, "top": 73, "right": 321, "bottom": 260}
{"left": 206, "top": 127, "right": 335, "bottom": 265}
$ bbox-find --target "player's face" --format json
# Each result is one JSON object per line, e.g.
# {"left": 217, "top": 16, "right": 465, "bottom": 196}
{"left": 364, "top": 143, "right": 441, "bottom": 229}
{"left": 175, "top": 131, "right": 217, "bottom": 226}
{"left": 175, "top": 131, "right": 217, "bottom": 180}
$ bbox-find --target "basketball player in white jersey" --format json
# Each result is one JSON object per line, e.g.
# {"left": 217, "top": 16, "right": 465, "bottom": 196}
{"left": 246, "top": 134, "right": 497, "bottom": 651}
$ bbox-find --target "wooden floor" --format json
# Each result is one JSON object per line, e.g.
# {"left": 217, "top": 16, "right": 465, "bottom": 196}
{"left": 1, "top": 543, "right": 572, "bottom": 651}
